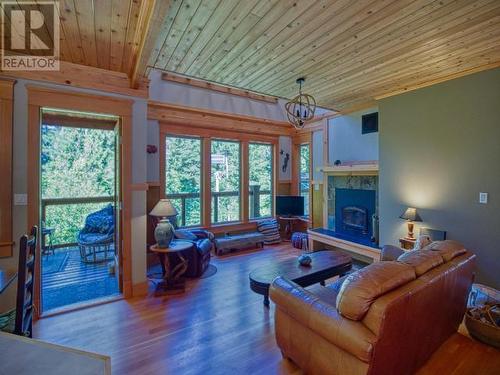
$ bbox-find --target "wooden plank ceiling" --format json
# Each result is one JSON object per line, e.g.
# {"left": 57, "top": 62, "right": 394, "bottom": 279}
{"left": 2, "top": 1, "right": 500, "bottom": 110}
{"left": 143, "top": 0, "right": 500, "bottom": 111}
{"left": 0, "top": 0, "right": 153, "bottom": 77}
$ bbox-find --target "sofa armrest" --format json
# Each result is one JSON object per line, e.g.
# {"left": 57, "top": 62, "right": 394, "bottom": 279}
{"left": 381, "top": 245, "right": 405, "bottom": 261}
{"left": 270, "top": 277, "right": 376, "bottom": 363}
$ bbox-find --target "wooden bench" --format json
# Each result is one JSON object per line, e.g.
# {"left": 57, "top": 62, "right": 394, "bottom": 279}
{"left": 214, "top": 232, "right": 266, "bottom": 255}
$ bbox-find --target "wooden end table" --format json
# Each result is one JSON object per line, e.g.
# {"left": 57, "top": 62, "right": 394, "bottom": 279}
{"left": 149, "top": 240, "right": 192, "bottom": 295}
{"left": 249, "top": 250, "right": 352, "bottom": 307}
{"left": 399, "top": 237, "right": 416, "bottom": 250}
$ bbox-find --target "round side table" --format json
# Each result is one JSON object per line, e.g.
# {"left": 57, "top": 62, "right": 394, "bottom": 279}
{"left": 149, "top": 240, "right": 192, "bottom": 295}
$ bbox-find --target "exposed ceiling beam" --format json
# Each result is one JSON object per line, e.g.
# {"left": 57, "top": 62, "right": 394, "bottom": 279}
{"left": 161, "top": 71, "right": 278, "bottom": 104}
{"left": 130, "top": 0, "right": 172, "bottom": 88}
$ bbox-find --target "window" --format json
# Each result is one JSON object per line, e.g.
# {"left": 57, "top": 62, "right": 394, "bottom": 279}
{"left": 249, "top": 143, "right": 273, "bottom": 219}
{"left": 299, "top": 143, "right": 310, "bottom": 215}
{"left": 165, "top": 136, "right": 202, "bottom": 227}
{"left": 211, "top": 140, "right": 241, "bottom": 223}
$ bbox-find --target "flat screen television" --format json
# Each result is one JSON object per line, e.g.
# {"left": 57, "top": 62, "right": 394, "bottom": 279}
{"left": 276, "top": 195, "right": 304, "bottom": 217}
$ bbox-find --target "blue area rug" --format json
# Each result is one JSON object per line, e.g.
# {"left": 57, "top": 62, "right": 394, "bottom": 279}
{"left": 42, "top": 252, "right": 69, "bottom": 274}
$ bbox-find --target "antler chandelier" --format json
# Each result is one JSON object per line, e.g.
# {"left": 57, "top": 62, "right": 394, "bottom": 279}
{"left": 285, "top": 77, "right": 316, "bottom": 129}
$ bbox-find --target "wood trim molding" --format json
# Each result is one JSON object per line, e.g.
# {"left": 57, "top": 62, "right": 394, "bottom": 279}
{"left": 159, "top": 123, "right": 278, "bottom": 143}
{"left": 148, "top": 101, "right": 293, "bottom": 137}
{"left": 0, "top": 61, "right": 148, "bottom": 98}
{"left": 293, "top": 118, "right": 329, "bottom": 134}
{"left": 202, "top": 138, "right": 211, "bottom": 227}
{"left": 0, "top": 79, "right": 15, "bottom": 257}
{"left": 241, "top": 142, "right": 249, "bottom": 223}
{"left": 27, "top": 85, "right": 134, "bottom": 116}
{"left": 161, "top": 72, "right": 278, "bottom": 104}
{"left": 130, "top": 183, "right": 149, "bottom": 191}
{"left": 27, "top": 88, "right": 134, "bottom": 317}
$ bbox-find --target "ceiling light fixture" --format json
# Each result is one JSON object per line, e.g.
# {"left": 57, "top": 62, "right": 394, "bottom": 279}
{"left": 285, "top": 77, "right": 316, "bottom": 129}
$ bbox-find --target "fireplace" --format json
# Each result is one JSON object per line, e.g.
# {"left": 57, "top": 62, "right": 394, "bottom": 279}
{"left": 335, "top": 188, "right": 376, "bottom": 245}
{"left": 342, "top": 206, "right": 369, "bottom": 234}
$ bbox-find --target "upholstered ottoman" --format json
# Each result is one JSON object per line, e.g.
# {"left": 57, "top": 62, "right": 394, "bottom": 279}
{"left": 214, "top": 232, "right": 266, "bottom": 255}
{"left": 291, "top": 232, "right": 309, "bottom": 251}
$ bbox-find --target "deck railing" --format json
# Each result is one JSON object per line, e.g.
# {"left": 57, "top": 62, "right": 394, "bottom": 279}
{"left": 167, "top": 186, "right": 271, "bottom": 226}
{"left": 41, "top": 196, "right": 114, "bottom": 248}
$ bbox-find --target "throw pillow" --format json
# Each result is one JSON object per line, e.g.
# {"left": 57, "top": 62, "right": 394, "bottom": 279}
{"left": 257, "top": 219, "right": 281, "bottom": 245}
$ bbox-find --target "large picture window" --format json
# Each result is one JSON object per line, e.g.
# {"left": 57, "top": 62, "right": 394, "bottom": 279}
{"left": 165, "top": 136, "right": 202, "bottom": 227}
{"left": 211, "top": 140, "right": 241, "bottom": 223}
{"left": 299, "top": 143, "right": 310, "bottom": 215}
{"left": 249, "top": 143, "right": 273, "bottom": 219}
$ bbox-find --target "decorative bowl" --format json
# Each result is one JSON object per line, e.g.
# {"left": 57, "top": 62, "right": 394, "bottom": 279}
{"left": 298, "top": 254, "right": 312, "bottom": 267}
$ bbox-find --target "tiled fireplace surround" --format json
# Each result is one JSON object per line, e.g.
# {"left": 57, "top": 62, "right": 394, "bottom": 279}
{"left": 327, "top": 175, "right": 379, "bottom": 247}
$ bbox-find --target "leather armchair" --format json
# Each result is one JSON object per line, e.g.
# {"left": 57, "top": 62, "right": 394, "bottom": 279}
{"left": 174, "top": 229, "right": 213, "bottom": 278}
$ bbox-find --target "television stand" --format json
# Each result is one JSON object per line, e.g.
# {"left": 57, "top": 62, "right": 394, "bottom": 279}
{"left": 278, "top": 216, "right": 309, "bottom": 241}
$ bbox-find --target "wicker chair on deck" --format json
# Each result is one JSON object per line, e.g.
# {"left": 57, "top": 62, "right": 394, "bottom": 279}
{"left": 77, "top": 204, "right": 115, "bottom": 263}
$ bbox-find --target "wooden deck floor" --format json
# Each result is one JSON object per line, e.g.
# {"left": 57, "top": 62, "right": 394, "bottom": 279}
{"left": 42, "top": 247, "right": 119, "bottom": 311}
{"left": 34, "top": 244, "right": 500, "bottom": 374}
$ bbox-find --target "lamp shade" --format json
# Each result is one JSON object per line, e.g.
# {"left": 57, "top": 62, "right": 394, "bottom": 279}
{"left": 399, "top": 207, "right": 422, "bottom": 222}
{"left": 150, "top": 199, "right": 178, "bottom": 217}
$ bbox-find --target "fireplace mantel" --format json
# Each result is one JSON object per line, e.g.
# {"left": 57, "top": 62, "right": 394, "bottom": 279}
{"left": 319, "top": 162, "right": 378, "bottom": 176}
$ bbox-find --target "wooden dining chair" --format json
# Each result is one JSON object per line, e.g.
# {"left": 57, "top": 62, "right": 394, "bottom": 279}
{"left": 13, "top": 226, "right": 38, "bottom": 338}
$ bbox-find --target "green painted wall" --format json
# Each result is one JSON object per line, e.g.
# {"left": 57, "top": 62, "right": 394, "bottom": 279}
{"left": 379, "top": 68, "right": 500, "bottom": 288}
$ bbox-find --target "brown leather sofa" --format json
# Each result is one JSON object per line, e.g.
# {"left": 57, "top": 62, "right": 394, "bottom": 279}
{"left": 270, "top": 240, "right": 475, "bottom": 375}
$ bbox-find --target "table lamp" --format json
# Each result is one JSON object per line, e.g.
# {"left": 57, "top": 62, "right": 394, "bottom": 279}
{"left": 150, "top": 199, "right": 178, "bottom": 248}
{"left": 399, "top": 207, "right": 422, "bottom": 239}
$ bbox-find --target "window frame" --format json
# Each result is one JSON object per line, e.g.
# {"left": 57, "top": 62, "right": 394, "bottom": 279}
{"left": 248, "top": 142, "right": 274, "bottom": 220}
{"left": 210, "top": 138, "right": 242, "bottom": 225}
{"left": 299, "top": 143, "right": 311, "bottom": 216}
{"left": 159, "top": 126, "right": 277, "bottom": 230}
{"left": 163, "top": 134, "right": 203, "bottom": 228}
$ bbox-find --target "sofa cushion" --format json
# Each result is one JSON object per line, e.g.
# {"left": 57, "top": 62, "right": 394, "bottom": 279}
{"left": 336, "top": 261, "right": 416, "bottom": 320}
{"left": 397, "top": 250, "right": 444, "bottom": 276}
{"left": 423, "top": 240, "right": 466, "bottom": 262}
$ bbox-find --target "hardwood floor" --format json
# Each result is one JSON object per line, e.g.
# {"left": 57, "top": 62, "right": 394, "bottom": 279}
{"left": 34, "top": 244, "right": 500, "bottom": 375}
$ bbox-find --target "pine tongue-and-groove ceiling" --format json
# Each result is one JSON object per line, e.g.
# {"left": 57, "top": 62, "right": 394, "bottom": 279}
{"left": 2, "top": 0, "right": 500, "bottom": 111}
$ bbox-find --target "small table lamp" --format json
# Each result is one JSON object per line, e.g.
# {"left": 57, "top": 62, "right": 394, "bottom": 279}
{"left": 399, "top": 207, "right": 422, "bottom": 239}
{"left": 150, "top": 199, "right": 178, "bottom": 248}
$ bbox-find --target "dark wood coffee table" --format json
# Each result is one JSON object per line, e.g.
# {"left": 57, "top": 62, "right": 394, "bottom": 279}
{"left": 249, "top": 250, "right": 352, "bottom": 306}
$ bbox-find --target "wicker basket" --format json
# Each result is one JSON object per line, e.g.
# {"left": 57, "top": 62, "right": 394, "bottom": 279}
{"left": 465, "top": 304, "right": 500, "bottom": 349}
{"left": 465, "top": 283, "right": 500, "bottom": 349}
